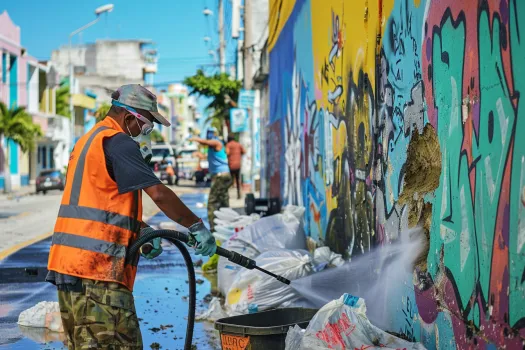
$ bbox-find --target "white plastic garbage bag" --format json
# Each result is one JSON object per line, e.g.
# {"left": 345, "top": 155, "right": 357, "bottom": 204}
{"left": 282, "top": 205, "right": 306, "bottom": 223}
{"left": 225, "top": 249, "right": 313, "bottom": 315}
{"left": 312, "top": 247, "right": 345, "bottom": 271}
{"left": 285, "top": 325, "right": 306, "bottom": 350}
{"left": 18, "top": 301, "right": 64, "bottom": 333}
{"left": 218, "top": 209, "right": 307, "bottom": 296}
{"left": 213, "top": 208, "right": 261, "bottom": 242}
{"left": 213, "top": 207, "right": 240, "bottom": 221}
{"left": 196, "top": 297, "right": 229, "bottom": 322}
{"left": 286, "top": 294, "right": 426, "bottom": 350}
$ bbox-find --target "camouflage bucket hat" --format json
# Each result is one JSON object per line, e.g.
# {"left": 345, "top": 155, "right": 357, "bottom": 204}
{"left": 114, "top": 84, "right": 170, "bottom": 127}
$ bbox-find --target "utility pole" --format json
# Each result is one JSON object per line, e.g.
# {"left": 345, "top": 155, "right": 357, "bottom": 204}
{"left": 243, "top": 0, "right": 252, "bottom": 90}
{"left": 242, "top": 0, "right": 256, "bottom": 191}
{"left": 218, "top": 0, "right": 226, "bottom": 73}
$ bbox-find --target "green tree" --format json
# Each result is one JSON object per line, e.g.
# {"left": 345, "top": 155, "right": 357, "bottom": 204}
{"left": 55, "top": 85, "right": 70, "bottom": 118}
{"left": 0, "top": 102, "right": 43, "bottom": 193}
{"left": 95, "top": 103, "right": 111, "bottom": 123}
{"left": 151, "top": 129, "right": 165, "bottom": 143}
{"left": 183, "top": 69, "right": 242, "bottom": 130}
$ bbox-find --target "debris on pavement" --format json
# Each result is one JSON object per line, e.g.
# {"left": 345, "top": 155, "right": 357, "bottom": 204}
{"left": 17, "top": 301, "right": 63, "bottom": 332}
{"left": 150, "top": 342, "right": 162, "bottom": 349}
{"left": 196, "top": 278, "right": 205, "bottom": 284}
{"left": 285, "top": 294, "right": 426, "bottom": 350}
{"left": 196, "top": 297, "right": 229, "bottom": 322}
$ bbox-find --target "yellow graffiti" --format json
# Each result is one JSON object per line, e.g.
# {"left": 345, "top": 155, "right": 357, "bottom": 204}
{"left": 308, "top": 0, "right": 394, "bottom": 214}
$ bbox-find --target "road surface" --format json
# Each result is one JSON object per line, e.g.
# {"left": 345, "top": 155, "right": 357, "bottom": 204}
{"left": 0, "top": 182, "right": 236, "bottom": 349}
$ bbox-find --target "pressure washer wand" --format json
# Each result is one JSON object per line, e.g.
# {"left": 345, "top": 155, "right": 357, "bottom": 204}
{"left": 216, "top": 247, "right": 291, "bottom": 285}
{"left": 134, "top": 230, "right": 291, "bottom": 285}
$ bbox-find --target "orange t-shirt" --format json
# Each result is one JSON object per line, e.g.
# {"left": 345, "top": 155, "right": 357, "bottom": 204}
{"left": 226, "top": 141, "right": 245, "bottom": 170}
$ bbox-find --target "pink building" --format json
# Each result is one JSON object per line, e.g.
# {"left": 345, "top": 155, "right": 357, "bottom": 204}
{"left": 0, "top": 11, "right": 68, "bottom": 190}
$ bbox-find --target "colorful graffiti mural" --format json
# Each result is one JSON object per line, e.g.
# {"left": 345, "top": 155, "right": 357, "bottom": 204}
{"left": 267, "top": 0, "right": 525, "bottom": 347}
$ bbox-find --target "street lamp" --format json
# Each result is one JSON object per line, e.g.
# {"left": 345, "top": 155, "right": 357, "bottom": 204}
{"left": 203, "top": 8, "right": 213, "bottom": 16}
{"left": 69, "top": 4, "right": 114, "bottom": 152}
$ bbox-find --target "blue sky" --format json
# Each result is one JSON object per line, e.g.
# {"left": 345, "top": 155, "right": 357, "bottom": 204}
{"left": 2, "top": 0, "right": 239, "bottom": 119}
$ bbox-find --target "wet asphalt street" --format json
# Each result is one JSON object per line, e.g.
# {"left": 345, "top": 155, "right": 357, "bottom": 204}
{"left": 0, "top": 190, "right": 222, "bottom": 350}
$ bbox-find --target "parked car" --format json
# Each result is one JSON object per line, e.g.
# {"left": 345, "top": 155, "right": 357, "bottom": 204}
{"left": 36, "top": 169, "right": 65, "bottom": 194}
{"left": 150, "top": 143, "right": 176, "bottom": 175}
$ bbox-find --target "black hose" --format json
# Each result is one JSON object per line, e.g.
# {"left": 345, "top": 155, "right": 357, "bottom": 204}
{"left": 127, "top": 230, "right": 196, "bottom": 350}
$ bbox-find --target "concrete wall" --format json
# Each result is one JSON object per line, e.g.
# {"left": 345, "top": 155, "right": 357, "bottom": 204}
{"left": 52, "top": 40, "right": 147, "bottom": 81}
{"left": 266, "top": 0, "right": 525, "bottom": 347}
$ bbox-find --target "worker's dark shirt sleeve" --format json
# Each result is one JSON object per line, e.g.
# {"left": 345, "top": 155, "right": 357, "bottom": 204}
{"left": 103, "top": 133, "right": 161, "bottom": 194}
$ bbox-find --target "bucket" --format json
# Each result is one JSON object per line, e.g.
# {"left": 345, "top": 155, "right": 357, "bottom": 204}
{"left": 214, "top": 307, "right": 318, "bottom": 350}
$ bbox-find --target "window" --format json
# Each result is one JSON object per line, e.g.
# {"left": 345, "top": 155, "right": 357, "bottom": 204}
{"left": 49, "top": 147, "right": 55, "bottom": 169}
{"left": 1, "top": 53, "right": 6, "bottom": 83}
{"left": 40, "top": 170, "right": 60, "bottom": 177}
{"left": 42, "top": 146, "right": 47, "bottom": 168}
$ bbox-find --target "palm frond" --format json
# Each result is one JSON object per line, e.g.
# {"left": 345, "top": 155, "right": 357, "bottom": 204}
{"left": 0, "top": 101, "right": 43, "bottom": 153}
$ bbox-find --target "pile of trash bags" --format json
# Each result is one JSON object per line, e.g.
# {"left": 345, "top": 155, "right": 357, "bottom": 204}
{"left": 212, "top": 207, "right": 261, "bottom": 242}
{"left": 285, "top": 294, "right": 426, "bottom": 350}
{"left": 211, "top": 205, "right": 344, "bottom": 316}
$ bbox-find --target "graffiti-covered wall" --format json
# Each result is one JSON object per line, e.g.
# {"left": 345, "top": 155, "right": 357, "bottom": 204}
{"left": 266, "top": 0, "right": 525, "bottom": 347}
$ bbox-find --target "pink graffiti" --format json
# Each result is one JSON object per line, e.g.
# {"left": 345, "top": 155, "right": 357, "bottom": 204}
{"left": 315, "top": 312, "right": 356, "bottom": 349}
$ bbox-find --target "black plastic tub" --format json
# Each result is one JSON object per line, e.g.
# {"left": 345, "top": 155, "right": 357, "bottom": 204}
{"left": 214, "top": 308, "right": 318, "bottom": 350}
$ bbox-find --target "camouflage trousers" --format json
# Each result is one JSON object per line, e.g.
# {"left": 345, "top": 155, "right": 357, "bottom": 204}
{"left": 57, "top": 279, "right": 142, "bottom": 350}
{"left": 208, "top": 173, "right": 233, "bottom": 232}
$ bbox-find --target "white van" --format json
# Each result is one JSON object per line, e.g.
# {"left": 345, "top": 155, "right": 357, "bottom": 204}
{"left": 151, "top": 143, "right": 176, "bottom": 172}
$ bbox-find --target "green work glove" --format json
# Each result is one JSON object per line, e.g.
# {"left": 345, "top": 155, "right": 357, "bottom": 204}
{"left": 139, "top": 227, "right": 163, "bottom": 259}
{"left": 187, "top": 220, "right": 217, "bottom": 256}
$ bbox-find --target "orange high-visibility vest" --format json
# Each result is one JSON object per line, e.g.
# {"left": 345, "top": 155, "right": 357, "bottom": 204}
{"left": 47, "top": 117, "right": 143, "bottom": 291}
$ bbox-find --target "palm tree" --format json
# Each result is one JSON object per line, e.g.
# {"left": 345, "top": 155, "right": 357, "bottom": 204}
{"left": 0, "top": 102, "right": 42, "bottom": 193}
{"left": 95, "top": 103, "right": 111, "bottom": 123}
{"left": 55, "top": 85, "right": 70, "bottom": 118}
{"left": 151, "top": 129, "right": 165, "bottom": 143}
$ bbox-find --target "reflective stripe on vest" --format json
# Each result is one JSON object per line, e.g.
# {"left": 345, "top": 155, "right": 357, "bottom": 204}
{"left": 57, "top": 205, "right": 140, "bottom": 231}
{"left": 52, "top": 232, "right": 126, "bottom": 258}
{"left": 48, "top": 120, "right": 142, "bottom": 290}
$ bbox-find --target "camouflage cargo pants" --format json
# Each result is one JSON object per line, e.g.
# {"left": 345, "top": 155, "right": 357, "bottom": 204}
{"left": 58, "top": 279, "right": 142, "bottom": 349}
{"left": 208, "top": 173, "right": 233, "bottom": 232}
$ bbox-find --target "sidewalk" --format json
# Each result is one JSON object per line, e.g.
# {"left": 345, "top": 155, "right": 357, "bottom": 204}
{"left": 0, "top": 185, "right": 35, "bottom": 202}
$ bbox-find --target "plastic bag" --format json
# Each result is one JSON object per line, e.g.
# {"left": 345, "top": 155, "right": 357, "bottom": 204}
{"left": 288, "top": 294, "right": 426, "bottom": 350}
{"left": 312, "top": 247, "right": 345, "bottom": 271}
{"left": 225, "top": 249, "right": 313, "bottom": 315}
{"left": 213, "top": 208, "right": 261, "bottom": 242}
{"left": 18, "top": 301, "right": 64, "bottom": 332}
{"left": 196, "top": 297, "right": 229, "bottom": 322}
{"left": 218, "top": 210, "right": 307, "bottom": 295}
{"left": 285, "top": 325, "right": 306, "bottom": 350}
{"left": 213, "top": 207, "right": 240, "bottom": 221}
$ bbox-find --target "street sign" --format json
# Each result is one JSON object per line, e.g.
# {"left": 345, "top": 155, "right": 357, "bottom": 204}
{"left": 237, "top": 89, "right": 256, "bottom": 110}
{"left": 230, "top": 108, "right": 249, "bottom": 133}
